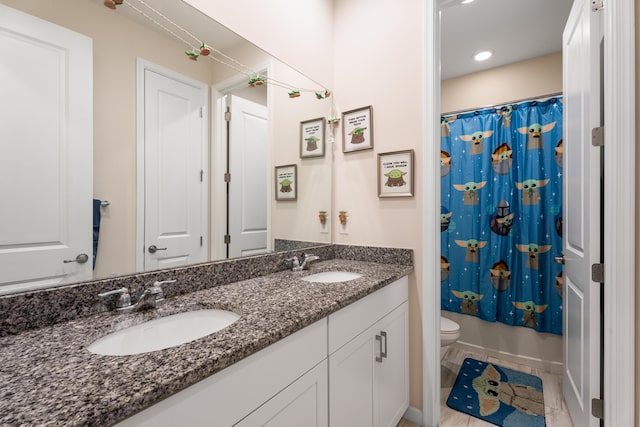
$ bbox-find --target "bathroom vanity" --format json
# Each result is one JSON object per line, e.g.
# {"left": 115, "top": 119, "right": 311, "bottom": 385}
{"left": 0, "top": 248, "right": 412, "bottom": 427}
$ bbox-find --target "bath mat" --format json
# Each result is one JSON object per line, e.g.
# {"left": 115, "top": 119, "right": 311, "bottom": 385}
{"left": 446, "top": 358, "right": 546, "bottom": 427}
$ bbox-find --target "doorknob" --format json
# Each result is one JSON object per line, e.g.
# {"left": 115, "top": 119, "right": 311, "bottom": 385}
{"left": 64, "top": 253, "right": 89, "bottom": 264}
{"left": 554, "top": 256, "right": 565, "bottom": 264}
{"left": 148, "top": 245, "right": 167, "bottom": 254}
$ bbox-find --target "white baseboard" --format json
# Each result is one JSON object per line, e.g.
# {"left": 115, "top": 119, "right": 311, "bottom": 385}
{"left": 454, "top": 340, "right": 563, "bottom": 375}
{"left": 403, "top": 405, "right": 423, "bottom": 426}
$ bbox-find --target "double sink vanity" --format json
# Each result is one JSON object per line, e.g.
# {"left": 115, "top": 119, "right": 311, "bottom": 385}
{"left": 0, "top": 244, "right": 413, "bottom": 426}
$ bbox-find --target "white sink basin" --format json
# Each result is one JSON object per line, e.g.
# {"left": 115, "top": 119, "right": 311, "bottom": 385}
{"left": 87, "top": 309, "right": 240, "bottom": 356}
{"left": 301, "top": 271, "right": 362, "bottom": 283}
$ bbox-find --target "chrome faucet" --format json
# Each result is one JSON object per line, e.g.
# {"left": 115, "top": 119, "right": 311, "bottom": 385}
{"left": 286, "top": 253, "right": 320, "bottom": 272}
{"left": 98, "top": 279, "right": 177, "bottom": 312}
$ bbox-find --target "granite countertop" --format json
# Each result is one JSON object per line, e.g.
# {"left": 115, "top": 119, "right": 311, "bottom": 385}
{"left": 0, "top": 259, "right": 412, "bottom": 426}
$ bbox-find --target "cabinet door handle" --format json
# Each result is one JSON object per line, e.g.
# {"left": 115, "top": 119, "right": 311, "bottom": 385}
{"left": 381, "top": 331, "right": 388, "bottom": 359}
{"left": 375, "top": 334, "right": 383, "bottom": 363}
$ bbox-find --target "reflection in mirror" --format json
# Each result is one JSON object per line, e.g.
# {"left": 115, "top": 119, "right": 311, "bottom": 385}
{"left": 0, "top": 0, "right": 332, "bottom": 295}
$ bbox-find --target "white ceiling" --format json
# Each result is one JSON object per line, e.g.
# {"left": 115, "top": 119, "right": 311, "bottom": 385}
{"left": 441, "top": 0, "right": 574, "bottom": 80}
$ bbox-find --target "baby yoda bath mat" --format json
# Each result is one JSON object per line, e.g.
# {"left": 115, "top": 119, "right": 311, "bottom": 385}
{"left": 447, "top": 358, "right": 545, "bottom": 427}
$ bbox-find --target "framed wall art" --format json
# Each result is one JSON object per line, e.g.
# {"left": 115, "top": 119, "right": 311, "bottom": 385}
{"left": 342, "top": 105, "right": 373, "bottom": 153}
{"left": 378, "top": 149, "right": 415, "bottom": 197}
{"left": 300, "top": 117, "right": 325, "bottom": 158}
{"left": 275, "top": 164, "right": 297, "bottom": 201}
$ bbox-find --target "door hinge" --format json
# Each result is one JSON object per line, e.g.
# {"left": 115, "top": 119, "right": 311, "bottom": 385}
{"left": 200, "top": 169, "right": 204, "bottom": 182}
{"left": 200, "top": 236, "right": 203, "bottom": 246}
{"left": 592, "top": 398, "right": 604, "bottom": 419}
{"left": 592, "top": 126, "right": 604, "bottom": 147}
{"left": 224, "top": 111, "right": 231, "bottom": 122}
{"left": 591, "top": 0, "right": 604, "bottom": 12}
{"left": 199, "top": 107, "right": 203, "bottom": 118}
{"left": 224, "top": 173, "right": 231, "bottom": 183}
{"left": 592, "top": 263, "right": 604, "bottom": 283}
{"left": 224, "top": 234, "right": 231, "bottom": 245}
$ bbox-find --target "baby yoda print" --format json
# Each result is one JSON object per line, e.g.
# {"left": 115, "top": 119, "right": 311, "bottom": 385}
{"left": 490, "top": 200, "right": 514, "bottom": 236}
{"left": 515, "top": 243, "right": 552, "bottom": 270}
{"left": 472, "top": 363, "right": 545, "bottom": 417}
{"left": 513, "top": 301, "right": 548, "bottom": 329}
{"left": 455, "top": 239, "right": 487, "bottom": 263}
{"left": 279, "top": 179, "right": 293, "bottom": 193}
{"left": 384, "top": 169, "right": 407, "bottom": 187}
{"left": 497, "top": 105, "right": 513, "bottom": 127}
{"left": 441, "top": 256, "right": 450, "bottom": 281}
{"left": 441, "top": 150, "right": 452, "bottom": 177}
{"left": 441, "top": 115, "right": 457, "bottom": 137}
{"left": 489, "top": 260, "right": 511, "bottom": 291}
{"left": 348, "top": 127, "right": 367, "bottom": 144}
{"left": 515, "top": 179, "right": 549, "bottom": 205}
{"left": 517, "top": 122, "right": 556, "bottom": 149}
{"left": 452, "top": 290, "right": 483, "bottom": 315}
{"left": 491, "top": 143, "right": 513, "bottom": 175}
{"left": 555, "top": 139, "right": 563, "bottom": 168}
{"left": 305, "top": 136, "right": 319, "bottom": 151}
{"left": 440, "top": 207, "right": 452, "bottom": 232}
{"left": 453, "top": 181, "right": 487, "bottom": 205}
{"left": 459, "top": 130, "right": 494, "bottom": 155}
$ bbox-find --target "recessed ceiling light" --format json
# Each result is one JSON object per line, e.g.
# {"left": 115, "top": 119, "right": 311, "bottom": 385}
{"left": 474, "top": 50, "right": 493, "bottom": 61}
{"left": 461, "top": 0, "right": 474, "bottom": 4}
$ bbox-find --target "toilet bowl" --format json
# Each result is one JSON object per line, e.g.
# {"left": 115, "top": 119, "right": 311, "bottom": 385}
{"left": 440, "top": 316, "right": 460, "bottom": 347}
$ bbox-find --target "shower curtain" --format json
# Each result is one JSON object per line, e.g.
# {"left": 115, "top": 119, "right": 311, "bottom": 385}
{"left": 440, "top": 97, "right": 563, "bottom": 335}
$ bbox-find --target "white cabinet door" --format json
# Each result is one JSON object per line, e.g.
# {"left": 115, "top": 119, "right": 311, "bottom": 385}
{"left": 329, "top": 326, "right": 376, "bottom": 427}
{"left": 375, "top": 303, "right": 409, "bottom": 427}
{"left": 329, "top": 297, "right": 409, "bottom": 427}
{"left": 235, "top": 361, "right": 328, "bottom": 427}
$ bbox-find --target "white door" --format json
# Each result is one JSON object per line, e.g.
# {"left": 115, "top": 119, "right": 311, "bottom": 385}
{"left": 562, "top": 1, "right": 602, "bottom": 425}
{"left": 142, "top": 65, "right": 208, "bottom": 271}
{"left": 227, "top": 95, "right": 268, "bottom": 258}
{"left": 0, "top": 5, "right": 93, "bottom": 294}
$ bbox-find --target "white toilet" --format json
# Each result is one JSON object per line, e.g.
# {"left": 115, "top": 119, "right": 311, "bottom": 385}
{"left": 440, "top": 316, "right": 460, "bottom": 347}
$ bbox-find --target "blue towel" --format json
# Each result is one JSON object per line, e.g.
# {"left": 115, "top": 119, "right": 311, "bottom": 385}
{"left": 93, "top": 199, "right": 101, "bottom": 270}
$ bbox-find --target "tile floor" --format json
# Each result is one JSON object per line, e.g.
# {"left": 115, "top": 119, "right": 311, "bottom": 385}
{"left": 440, "top": 345, "right": 575, "bottom": 427}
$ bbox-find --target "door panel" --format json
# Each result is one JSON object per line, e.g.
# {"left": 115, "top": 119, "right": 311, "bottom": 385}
{"left": 0, "top": 4, "right": 92, "bottom": 294}
{"left": 143, "top": 68, "right": 207, "bottom": 271}
{"left": 228, "top": 95, "right": 268, "bottom": 258}
{"left": 562, "top": 0, "right": 602, "bottom": 425}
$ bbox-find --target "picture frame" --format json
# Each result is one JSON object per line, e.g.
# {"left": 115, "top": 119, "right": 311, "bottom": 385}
{"left": 275, "top": 164, "right": 297, "bottom": 201}
{"left": 300, "top": 117, "right": 325, "bottom": 158}
{"left": 378, "top": 149, "right": 415, "bottom": 197}
{"left": 342, "top": 105, "right": 373, "bottom": 153}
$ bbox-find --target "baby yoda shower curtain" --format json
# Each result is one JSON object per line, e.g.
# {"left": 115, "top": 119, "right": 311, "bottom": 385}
{"left": 440, "top": 97, "right": 563, "bottom": 335}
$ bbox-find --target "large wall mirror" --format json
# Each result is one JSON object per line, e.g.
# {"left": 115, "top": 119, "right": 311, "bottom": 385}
{"left": 0, "top": 0, "right": 332, "bottom": 295}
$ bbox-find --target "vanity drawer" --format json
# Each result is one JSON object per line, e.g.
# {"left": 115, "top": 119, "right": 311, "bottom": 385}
{"left": 328, "top": 276, "right": 408, "bottom": 355}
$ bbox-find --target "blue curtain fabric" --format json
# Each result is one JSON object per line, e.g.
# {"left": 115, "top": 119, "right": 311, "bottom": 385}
{"left": 440, "top": 97, "right": 563, "bottom": 335}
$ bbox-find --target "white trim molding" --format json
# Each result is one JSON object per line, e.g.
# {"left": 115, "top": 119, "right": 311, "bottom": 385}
{"left": 603, "top": 0, "right": 635, "bottom": 425}
{"left": 422, "top": 1, "right": 441, "bottom": 426}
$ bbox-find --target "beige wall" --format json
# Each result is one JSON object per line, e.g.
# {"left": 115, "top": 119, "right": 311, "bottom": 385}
{"left": 332, "top": 0, "right": 425, "bottom": 409}
{"left": 441, "top": 52, "right": 563, "bottom": 367}
{"left": 2, "top": 0, "right": 215, "bottom": 278}
{"left": 183, "top": 0, "right": 334, "bottom": 89}
{"left": 442, "top": 52, "right": 563, "bottom": 114}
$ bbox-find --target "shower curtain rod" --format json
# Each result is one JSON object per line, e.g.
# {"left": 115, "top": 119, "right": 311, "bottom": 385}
{"left": 441, "top": 91, "right": 563, "bottom": 117}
